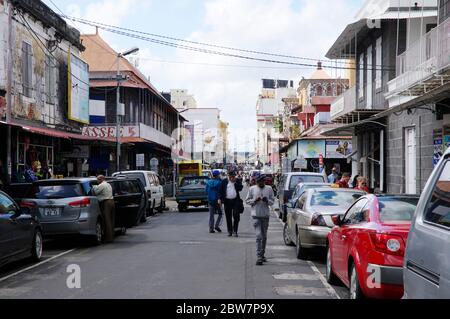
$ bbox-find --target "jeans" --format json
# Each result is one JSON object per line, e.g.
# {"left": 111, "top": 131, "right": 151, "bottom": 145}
{"left": 224, "top": 198, "right": 240, "bottom": 234}
{"left": 209, "top": 202, "right": 223, "bottom": 230}
{"left": 253, "top": 217, "right": 270, "bottom": 259}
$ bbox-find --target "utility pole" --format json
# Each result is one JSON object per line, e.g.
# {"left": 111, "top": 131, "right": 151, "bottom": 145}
{"left": 116, "top": 55, "right": 121, "bottom": 172}
{"left": 6, "top": 3, "right": 13, "bottom": 183}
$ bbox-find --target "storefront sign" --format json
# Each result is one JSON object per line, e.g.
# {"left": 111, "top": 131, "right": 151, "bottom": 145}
{"left": 136, "top": 154, "right": 145, "bottom": 167}
{"left": 82, "top": 125, "right": 139, "bottom": 138}
{"left": 297, "top": 140, "right": 326, "bottom": 159}
{"left": 434, "top": 136, "right": 444, "bottom": 167}
{"left": 326, "top": 140, "right": 352, "bottom": 158}
{"left": 294, "top": 156, "right": 307, "bottom": 169}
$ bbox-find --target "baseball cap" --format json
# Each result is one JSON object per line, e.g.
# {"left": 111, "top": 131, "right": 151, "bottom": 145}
{"left": 212, "top": 170, "right": 221, "bottom": 177}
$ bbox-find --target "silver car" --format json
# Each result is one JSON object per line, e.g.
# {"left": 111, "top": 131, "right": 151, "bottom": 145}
{"left": 404, "top": 149, "right": 450, "bottom": 298}
{"left": 284, "top": 187, "right": 365, "bottom": 259}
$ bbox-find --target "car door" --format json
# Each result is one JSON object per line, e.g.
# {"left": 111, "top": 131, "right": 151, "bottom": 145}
{"left": 405, "top": 159, "right": 450, "bottom": 298}
{"left": 147, "top": 173, "right": 158, "bottom": 206}
{"left": 332, "top": 198, "right": 368, "bottom": 282}
{"left": 293, "top": 192, "right": 309, "bottom": 231}
{"left": 0, "top": 193, "right": 24, "bottom": 259}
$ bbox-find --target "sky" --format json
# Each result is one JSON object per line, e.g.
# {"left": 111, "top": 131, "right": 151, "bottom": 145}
{"left": 43, "top": 0, "right": 364, "bottom": 152}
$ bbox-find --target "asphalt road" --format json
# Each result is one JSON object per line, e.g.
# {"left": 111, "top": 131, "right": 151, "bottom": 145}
{"left": 0, "top": 186, "right": 349, "bottom": 299}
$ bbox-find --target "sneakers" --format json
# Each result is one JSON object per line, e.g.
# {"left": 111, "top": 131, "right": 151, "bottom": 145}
{"left": 215, "top": 227, "right": 222, "bottom": 233}
{"left": 256, "top": 259, "right": 263, "bottom": 266}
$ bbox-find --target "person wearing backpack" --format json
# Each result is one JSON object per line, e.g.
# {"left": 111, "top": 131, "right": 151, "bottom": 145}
{"left": 206, "top": 170, "right": 223, "bottom": 233}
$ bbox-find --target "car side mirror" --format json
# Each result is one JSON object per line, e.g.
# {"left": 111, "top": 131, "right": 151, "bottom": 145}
{"left": 331, "top": 215, "right": 341, "bottom": 226}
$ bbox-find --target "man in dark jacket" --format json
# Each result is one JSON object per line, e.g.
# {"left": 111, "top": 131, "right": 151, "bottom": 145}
{"left": 220, "top": 171, "right": 244, "bottom": 237}
{"left": 206, "top": 170, "right": 223, "bottom": 233}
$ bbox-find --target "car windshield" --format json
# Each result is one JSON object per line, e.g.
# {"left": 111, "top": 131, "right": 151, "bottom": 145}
{"left": 290, "top": 175, "right": 325, "bottom": 190}
{"left": 311, "top": 191, "right": 361, "bottom": 207}
{"left": 115, "top": 173, "right": 146, "bottom": 186}
{"left": 378, "top": 197, "right": 419, "bottom": 222}
{"left": 33, "top": 183, "right": 85, "bottom": 199}
{"left": 181, "top": 177, "right": 209, "bottom": 187}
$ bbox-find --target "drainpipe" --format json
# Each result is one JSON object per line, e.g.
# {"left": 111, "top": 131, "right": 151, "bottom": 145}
{"left": 6, "top": 2, "right": 13, "bottom": 183}
{"left": 380, "top": 129, "right": 384, "bottom": 193}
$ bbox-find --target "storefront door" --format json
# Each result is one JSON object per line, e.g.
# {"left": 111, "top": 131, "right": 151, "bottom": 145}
{"left": 405, "top": 127, "right": 417, "bottom": 194}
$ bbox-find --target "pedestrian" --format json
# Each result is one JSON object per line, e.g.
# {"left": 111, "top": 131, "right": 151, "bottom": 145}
{"left": 221, "top": 171, "right": 244, "bottom": 237}
{"left": 336, "top": 172, "right": 351, "bottom": 188}
{"left": 92, "top": 175, "right": 115, "bottom": 243}
{"left": 245, "top": 175, "right": 275, "bottom": 266}
{"left": 351, "top": 175, "right": 360, "bottom": 189}
{"left": 24, "top": 161, "right": 40, "bottom": 183}
{"left": 206, "top": 170, "right": 223, "bottom": 233}
{"left": 328, "top": 167, "right": 339, "bottom": 184}
{"left": 355, "top": 176, "right": 370, "bottom": 193}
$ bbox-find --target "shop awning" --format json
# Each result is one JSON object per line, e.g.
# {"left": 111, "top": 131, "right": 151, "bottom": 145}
{"left": 322, "top": 119, "right": 386, "bottom": 136}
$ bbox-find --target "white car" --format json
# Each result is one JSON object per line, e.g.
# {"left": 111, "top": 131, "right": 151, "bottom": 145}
{"left": 113, "top": 170, "right": 165, "bottom": 215}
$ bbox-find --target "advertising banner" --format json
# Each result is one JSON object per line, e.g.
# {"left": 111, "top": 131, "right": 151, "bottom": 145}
{"left": 68, "top": 51, "right": 90, "bottom": 124}
{"left": 326, "top": 140, "right": 352, "bottom": 158}
{"left": 297, "top": 140, "right": 325, "bottom": 159}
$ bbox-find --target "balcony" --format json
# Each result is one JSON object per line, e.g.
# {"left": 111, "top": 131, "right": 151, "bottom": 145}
{"left": 388, "top": 18, "right": 450, "bottom": 97}
{"left": 330, "top": 86, "right": 379, "bottom": 124}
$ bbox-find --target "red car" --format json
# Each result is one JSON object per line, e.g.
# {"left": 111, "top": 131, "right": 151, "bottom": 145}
{"left": 326, "top": 194, "right": 419, "bottom": 299}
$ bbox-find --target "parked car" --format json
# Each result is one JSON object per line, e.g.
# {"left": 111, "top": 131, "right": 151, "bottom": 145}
{"left": 3, "top": 178, "right": 144, "bottom": 245}
{"left": 285, "top": 182, "right": 332, "bottom": 222}
{"left": 112, "top": 171, "right": 165, "bottom": 216}
{"left": 404, "top": 151, "right": 450, "bottom": 299}
{"left": 279, "top": 172, "right": 327, "bottom": 220}
{"left": 326, "top": 194, "right": 419, "bottom": 299}
{"left": 176, "top": 176, "right": 209, "bottom": 212}
{"left": 0, "top": 191, "right": 43, "bottom": 267}
{"left": 283, "top": 188, "right": 364, "bottom": 259}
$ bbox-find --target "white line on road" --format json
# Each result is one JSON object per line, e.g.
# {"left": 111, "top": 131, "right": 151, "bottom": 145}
{"left": 307, "top": 261, "right": 341, "bottom": 299}
{"left": 0, "top": 249, "right": 76, "bottom": 283}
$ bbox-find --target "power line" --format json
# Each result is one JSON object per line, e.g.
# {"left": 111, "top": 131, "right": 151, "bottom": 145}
{"left": 71, "top": 18, "right": 394, "bottom": 72}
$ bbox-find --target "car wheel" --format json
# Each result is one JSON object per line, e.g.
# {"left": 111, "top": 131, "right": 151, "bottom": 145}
{"left": 326, "top": 246, "right": 339, "bottom": 285}
{"left": 283, "top": 224, "right": 294, "bottom": 246}
{"left": 91, "top": 219, "right": 103, "bottom": 246}
{"left": 295, "top": 231, "right": 308, "bottom": 260}
{"left": 178, "top": 204, "right": 186, "bottom": 212}
{"left": 31, "top": 229, "right": 43, "bottom": 261}
{"left": 349, "top": 264, "right": 365, "bottom": 299}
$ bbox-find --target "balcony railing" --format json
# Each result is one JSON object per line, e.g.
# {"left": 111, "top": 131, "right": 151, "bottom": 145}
{"left": 330, "top": 86, "right": 356, "bottom": 120}
{"left": 389, "top": 18, "right": 450, "bottom": 95}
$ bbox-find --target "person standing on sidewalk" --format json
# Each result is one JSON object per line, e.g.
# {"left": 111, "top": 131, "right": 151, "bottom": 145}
{"left": 206, "top": 170, "right": 223, "bottom": 233}
{"left": 245, "top": 175, "right": 275, "bottom": 266}
{"left": 221, "top": 171, "right": 244, "bottom": 237}
{"left": 92, "top": 175, "right": 115, "bottom": 243}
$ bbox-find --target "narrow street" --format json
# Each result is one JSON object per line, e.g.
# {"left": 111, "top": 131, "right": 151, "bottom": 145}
{"left": 0, "top": 188, "right": 348, "bottom": 299}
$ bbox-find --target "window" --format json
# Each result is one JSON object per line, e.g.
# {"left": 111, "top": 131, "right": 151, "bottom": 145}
{"left": 310, "top": 190, "right": 363, "bottom": 207}
{"left": 33, "top": 183, "right": 84, "bottom": 199}
{"left": 22, "top": 41, "right": 33, "bottom": 98}
{"left": 343, "top": 199, "right": 369, "bottom": 225}
{"left": 375, "top": 37, "right": 382, "bottom": 89}
{"left": 296, "top": 193, "right": 307, "bottom": 210}
{"left": 378, "top": 197, "right": 418, "bottom": 222}
{"left": 359, "top": 53, "right": 364, "bottom": 98}
{"left": 289, "top": 175, "right": 325, "bottom": 190}
{"left": 0, "top": 194, "right": 16, "bottom": 215}
{"left": 424, "top": 160, "right": 450, "bottom": 228}
{"left": 45, "top": 55, "right": 56, "bottom": 104}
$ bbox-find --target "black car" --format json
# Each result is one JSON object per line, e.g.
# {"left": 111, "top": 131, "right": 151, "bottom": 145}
{"left": 0, "top": 191, "right": 43, "bottom": 267}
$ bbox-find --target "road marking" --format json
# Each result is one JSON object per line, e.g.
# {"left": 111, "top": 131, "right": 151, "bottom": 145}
{"left": 307, "top": 261, "right": 341, "bottom": 299}
{"left": 274, "top": 285, "right": 330, "bottom": 297}
{"left": 267, "top": 245, "right": 293, "bottom": 251}
{"left": 273, "top": 273, "right": 318, "bottom": 281}
{"left": 179, "top": 241, "right": 205, "bottom": 245}
{"left": 268, "top": 258, "right": 301, "bottom": 264}
{"left": 0, "top": 249, "right": 76, "bottom": 283}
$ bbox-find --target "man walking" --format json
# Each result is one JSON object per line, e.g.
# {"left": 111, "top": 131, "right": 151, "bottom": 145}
{"left": 92, "top": 175, "right": 115, "bottom": 243}
{"left": 206, "top": 170, "right": 223, "bottom": 233}
{"left": 245, "top": 175, "right": 275, "bottom": 266}
{"left": 221, "top": 171, "right": 244, "bottom": 237}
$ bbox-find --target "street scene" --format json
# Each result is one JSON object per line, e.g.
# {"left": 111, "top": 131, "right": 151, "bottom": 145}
{"left": 1, "top": 0, "right": 450, "bottom": 302}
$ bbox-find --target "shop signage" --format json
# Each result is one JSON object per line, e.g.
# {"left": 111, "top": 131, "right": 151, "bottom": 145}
{"left": 297, "top": 140, "right": 326, "bottom": 159}
{"left": 326, "top": 140, "right": 352, "bottom": 159}
{"left": 82, "top": 125, "right": 139, "bottom": 138}
{"left": 294, "top": 156, "right": 307, "bottom": 169}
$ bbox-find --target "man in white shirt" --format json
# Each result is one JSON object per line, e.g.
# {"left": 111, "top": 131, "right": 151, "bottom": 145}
{"left": 220, "top": 171, "right": 243, "bottom": 237}
{"left": 92, "top": 175, "right": 115, "bottom": 243}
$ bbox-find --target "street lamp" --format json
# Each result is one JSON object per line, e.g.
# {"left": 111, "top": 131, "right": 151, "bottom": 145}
{"left": 116, "top": 47, "right": 139, "bottom": 172}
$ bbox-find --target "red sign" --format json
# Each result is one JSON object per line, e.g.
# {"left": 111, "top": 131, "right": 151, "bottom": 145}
{"left": 82, "top": 125, "right": 139, "bottom": 138}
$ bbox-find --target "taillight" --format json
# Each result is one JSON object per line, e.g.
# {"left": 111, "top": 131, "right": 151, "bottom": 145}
{"left": 311, "top": 214, "right": 327, "bottom": 226}
{"left": 20, "top": 201, "right": 37, "bottom": 209}
{"left": 69, "top": 198, "right": 91, "bottom": 208}
{"left": 369, "top": 232, "right": 405, "bottom": 256}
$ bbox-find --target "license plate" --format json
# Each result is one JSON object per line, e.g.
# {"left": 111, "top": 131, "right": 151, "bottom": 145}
{"left": 189, "top": 200, "right": 202, "bottom": 204}
{"left": 43, "top": 208, "right": 61, "bottom": 217}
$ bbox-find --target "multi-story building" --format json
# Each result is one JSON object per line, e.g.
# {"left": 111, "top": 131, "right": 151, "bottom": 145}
{"left": 80, "top": 33, "right": 183, "bottom": 177}
{"left": 256, "top": 79, "right": 296, "bottom": 169}
{"left": 164, "top": 89, "right": 197, "bottom": 110}
{"left": 0, "top": 0, "right": 103, "bottom": 181}
{"left": 324, "top": 0, "right": 440, "bottom": 194}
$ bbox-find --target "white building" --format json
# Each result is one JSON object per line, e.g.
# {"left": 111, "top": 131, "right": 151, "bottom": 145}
{"left": 169, "top": 89, "right": 197, "bottom": 110}
{"left": 256, "top": 79, "right": 296, "bottom": 169}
